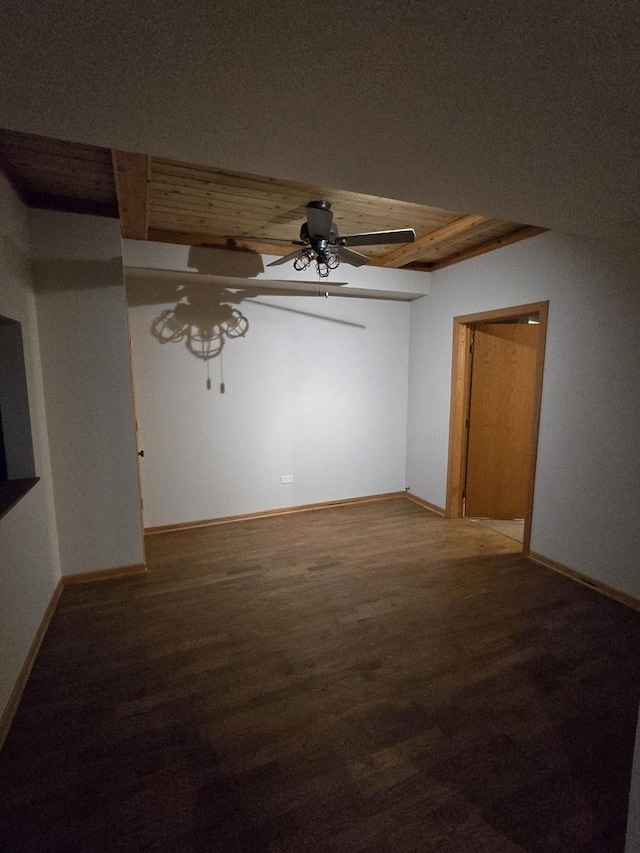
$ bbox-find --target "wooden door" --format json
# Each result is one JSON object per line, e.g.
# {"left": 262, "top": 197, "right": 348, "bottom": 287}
{"left": 465, "top": 322, "right": 539, "bottom": 518}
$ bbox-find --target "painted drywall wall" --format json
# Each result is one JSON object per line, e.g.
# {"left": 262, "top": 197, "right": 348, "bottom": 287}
{"left": 127, "top": 266, "right": 411, "bottom": 527}
{"left": 0, "top": 174, "right": 60, "bottom": 722}
{"left": 407, "top": 229, "right": 640, "bottom": 597}
{"left": 1, "top": 3, "right": 639, "bottom": 242}
{"left": 30, "top": 210, "right": 144, "bottom": 574}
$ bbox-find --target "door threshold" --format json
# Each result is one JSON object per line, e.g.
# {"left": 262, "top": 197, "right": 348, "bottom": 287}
{"left": 466, "top": 516, "right": 525, "bottom": 544}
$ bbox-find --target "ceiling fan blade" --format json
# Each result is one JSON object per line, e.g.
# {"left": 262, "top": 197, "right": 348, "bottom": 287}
{"left": 305, "top": 201, "right": 334, "bottom": 240}
{"left": 337, "top": 246, "right": 370, "bottom": 267}
{"left": 340, "top": 228, "right": 416, "bottom": 247}
{"left": 266, "top": 250, "right": 305, "bottom": 267}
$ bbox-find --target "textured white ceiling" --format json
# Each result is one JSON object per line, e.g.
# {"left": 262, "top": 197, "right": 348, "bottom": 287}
{"left": 1, "top": 1, "right": 638, "bottom": 240}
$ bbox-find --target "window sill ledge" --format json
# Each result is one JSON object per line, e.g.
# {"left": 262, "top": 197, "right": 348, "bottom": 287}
{"left": 0, "top": 478, "right": 40, "bottom": 520}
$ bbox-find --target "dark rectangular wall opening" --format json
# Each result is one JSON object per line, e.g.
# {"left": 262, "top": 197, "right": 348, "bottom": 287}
{"left": 0, "top": 314, "right": 38, "bottom": 517}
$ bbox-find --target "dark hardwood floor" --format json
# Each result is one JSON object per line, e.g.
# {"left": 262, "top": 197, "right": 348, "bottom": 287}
{"left": 2, "top": 498, "right": 640, "bottom": 852}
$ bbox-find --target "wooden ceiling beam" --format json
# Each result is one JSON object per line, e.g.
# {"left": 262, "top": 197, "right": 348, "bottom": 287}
{"left": 373, "top": 214, "right": 493, "bottom": 268}
{"left": 111, "top": 150, "right": 150, "bottom": 239}
{"left": 428, "top": 225, "right": 548, "bottom": 271}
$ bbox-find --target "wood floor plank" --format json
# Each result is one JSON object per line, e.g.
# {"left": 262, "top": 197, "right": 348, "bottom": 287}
{"left": 1, "top": 498, "right": 639, "bottom": 851}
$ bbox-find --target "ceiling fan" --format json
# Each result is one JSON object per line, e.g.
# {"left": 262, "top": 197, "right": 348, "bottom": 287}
{"left": 266, "top": 200, "right": 416, "bottom": 277}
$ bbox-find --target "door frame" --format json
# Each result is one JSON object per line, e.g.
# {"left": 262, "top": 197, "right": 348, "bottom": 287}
{"left": 125, "top": 312, "right": 147, "bottom": 539}
{"left": 445, "top": 301, "right": 549, "bottom": 554}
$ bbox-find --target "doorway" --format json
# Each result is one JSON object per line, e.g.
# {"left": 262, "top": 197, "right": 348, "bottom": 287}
{"left": 445, "top": 302, "right": 548, "bottom": 554}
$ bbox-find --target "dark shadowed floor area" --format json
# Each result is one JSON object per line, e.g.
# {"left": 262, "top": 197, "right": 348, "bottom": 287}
{"left": 2, "top": 498, "right": 640, "bottom": 852}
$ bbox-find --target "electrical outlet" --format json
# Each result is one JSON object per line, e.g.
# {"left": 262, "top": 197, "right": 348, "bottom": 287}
{"left": 280, "top": 474, "right": 294, "bottom": 484}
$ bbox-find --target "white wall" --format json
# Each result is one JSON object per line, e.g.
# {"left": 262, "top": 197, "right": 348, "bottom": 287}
{"left": 30, "top": 210, "right": 144, "bottom": 574}
{"left": 1, "top": 3, "right": 638, "bottom": 243}
{"left": 127, "top": 267, "right": 411, "bottom": 527}
{"left": 407, "top": 230, "right": 640, "bottom": 598}
{"left": 0, "top": 175, "right": 60, "bottom": 720}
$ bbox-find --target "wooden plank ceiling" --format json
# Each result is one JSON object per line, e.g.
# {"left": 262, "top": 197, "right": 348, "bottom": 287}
{"left": 0, "top": 129, "right": 545, "bottom": 272}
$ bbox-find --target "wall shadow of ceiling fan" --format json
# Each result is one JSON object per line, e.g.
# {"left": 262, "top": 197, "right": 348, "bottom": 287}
{"left": 266, "top": 201, "right": 416, "bottom": 278}
{"left": 143, "top": 279, "right": 352, "bottom": 366}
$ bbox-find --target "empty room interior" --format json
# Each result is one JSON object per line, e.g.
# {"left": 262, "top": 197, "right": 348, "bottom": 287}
{"left": 2, "top": 3, "right": 640, "bottom": 851}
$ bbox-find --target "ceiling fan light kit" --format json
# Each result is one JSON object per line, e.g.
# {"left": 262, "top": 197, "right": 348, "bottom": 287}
{"left": 267, "top": 200, "right": 416, "bottom": 278}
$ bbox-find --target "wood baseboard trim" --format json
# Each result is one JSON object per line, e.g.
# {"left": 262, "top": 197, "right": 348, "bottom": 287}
{"left": 404, "top": 493, "right": 446, "bottom": 516}
{"left": 0, "top": 578, "right": 64, "bottom": 750}
{"left": 62, "top": 563, "right": 148, "bottom": 585}
{"left": 528, "top": 551, "right": 640, "bottom": 613}
{"left": 145, "top": 492, "right": 407, "bottom": 535}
